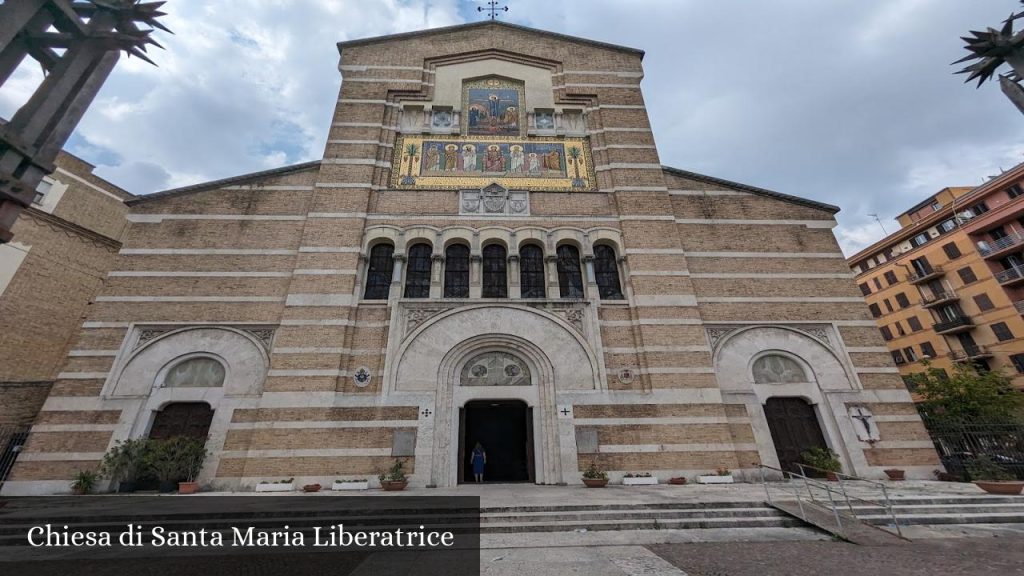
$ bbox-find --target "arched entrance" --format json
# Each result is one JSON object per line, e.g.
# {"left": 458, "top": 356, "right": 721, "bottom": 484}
{"left": 148, "top": 402, "right": 214, "bottom": 441}
{"left": 763, "top": 397, "right": 828, "bottom": 473}
{"left": 459, "top": 400, "right": 533, "bottom": 483}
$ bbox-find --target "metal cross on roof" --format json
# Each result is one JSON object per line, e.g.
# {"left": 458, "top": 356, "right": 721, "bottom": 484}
{"left": 478, "top": 1, "right": 509, "bottom": 20}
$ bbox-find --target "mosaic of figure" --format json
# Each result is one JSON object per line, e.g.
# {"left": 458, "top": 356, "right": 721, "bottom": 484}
{"left": 418, "top": 141, "right": 569, "bottom": 178}
{"left": 465, "top": 78, "right": 523, "bottom": 136}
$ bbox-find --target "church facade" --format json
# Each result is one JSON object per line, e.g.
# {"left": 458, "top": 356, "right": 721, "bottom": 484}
{"left": 1, "top": 22, "right": 940, "bottom": 495}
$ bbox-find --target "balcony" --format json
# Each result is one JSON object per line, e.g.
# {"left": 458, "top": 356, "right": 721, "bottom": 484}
{"left": 907, "top": 266, "right": 944, "bottom": 285}
{"left": 978, "top": 233, "right": 1024, "bottom": 259}
{"left": 995, "top": 265, "right": 1024, "bottom": 287}
{"left": 949, "top": 344, "right": 994, "bottom": 362}
{"left": 920, "top": 290, "right": 958, "bottom": 308}
{"left": 933, "top": 315, "right": 974, "bottom": 335}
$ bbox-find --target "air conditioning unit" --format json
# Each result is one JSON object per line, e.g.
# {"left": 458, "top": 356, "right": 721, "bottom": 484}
{"left": 957, "top": 211, "right": 975, "bottom": 222}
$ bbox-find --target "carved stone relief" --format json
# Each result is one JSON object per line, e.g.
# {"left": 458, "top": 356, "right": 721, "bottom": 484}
{"left": 460, "top": 351, "right": 531, "bottom": 386}
{"left": 460, "top": 183, "right": 528, "bottom": 216}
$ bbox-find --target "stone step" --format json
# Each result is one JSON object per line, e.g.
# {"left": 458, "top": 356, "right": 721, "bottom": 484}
{"left": 481, "top": 507, "right": 785, "bottom": 523}
{"left": 480, "top": 516, "right": 804, "bottom": 534}
{"left": 861, "top": 512, "right": 1024, "bottom": 526}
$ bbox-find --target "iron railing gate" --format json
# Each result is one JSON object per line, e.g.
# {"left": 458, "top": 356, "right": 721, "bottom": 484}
{"left": 0, "top": 425, "right": 30, "bottom": 484}
{"left": 923, "top": 420, "right": 1024, "bottom": 480}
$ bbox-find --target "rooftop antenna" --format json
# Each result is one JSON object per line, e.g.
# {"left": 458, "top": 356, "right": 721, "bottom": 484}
{"left": 479, "top": 1, "right": 509, "bottom": 20}
{"left": 868, "top": 213, "right": 889, "bottom": 236}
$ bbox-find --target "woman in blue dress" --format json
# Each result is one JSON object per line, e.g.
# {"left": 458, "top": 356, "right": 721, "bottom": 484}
{"left": 471, "top": 442, "right": 487, "bottom": 483}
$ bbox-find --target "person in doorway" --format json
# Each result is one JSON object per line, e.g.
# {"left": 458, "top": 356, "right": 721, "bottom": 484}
{"left": 471, "top": 442, "right": 487, "bottom": 483}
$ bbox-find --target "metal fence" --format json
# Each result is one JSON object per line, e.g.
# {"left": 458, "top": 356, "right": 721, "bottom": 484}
{"left": 922, "top": 420, "right": 1024, "bottom": 480}
{"left": 0, "top": 425, "right": 30, "bottom": 484}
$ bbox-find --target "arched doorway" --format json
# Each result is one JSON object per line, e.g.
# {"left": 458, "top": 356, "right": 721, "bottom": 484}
{"left": 764, "top": 397, "right": 828, "bottom": 473}
{"left": 148, "top": 402, "right": 214, "bottom": 441}
{"left": 459, "top": 400, "right": 534, "bottom": 483}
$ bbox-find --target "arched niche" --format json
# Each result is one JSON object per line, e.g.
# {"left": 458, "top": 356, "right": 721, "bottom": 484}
{"left": 108, "top": 326, "right": 268, "bottom": 398}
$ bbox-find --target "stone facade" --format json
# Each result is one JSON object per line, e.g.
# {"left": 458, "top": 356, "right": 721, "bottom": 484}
{"left": 1, "top": 21, "right": 938, "bottom": 495}
{"left": 0, "top": 152, "right": 131, "bottom": 427}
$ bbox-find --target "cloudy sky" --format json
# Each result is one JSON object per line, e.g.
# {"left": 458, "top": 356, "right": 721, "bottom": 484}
{"left": 2, "top": 0, "right": 1022, "bottom": 255}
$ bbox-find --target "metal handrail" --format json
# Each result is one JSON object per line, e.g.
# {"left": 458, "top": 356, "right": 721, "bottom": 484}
{"left": 757, "top": 463, "right": 902, "bottom": 537}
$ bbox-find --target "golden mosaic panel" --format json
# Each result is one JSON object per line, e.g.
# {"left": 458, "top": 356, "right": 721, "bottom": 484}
{"left": 391, "top": 135, "right": 595, "bottom": 191}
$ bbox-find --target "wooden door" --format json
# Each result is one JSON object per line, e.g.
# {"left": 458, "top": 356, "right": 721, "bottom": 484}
{"left": 764, "top": 397, "right": 828, "bottom": 473}
{"left": 148, "top": 403, "right": 214, "bottom": 440}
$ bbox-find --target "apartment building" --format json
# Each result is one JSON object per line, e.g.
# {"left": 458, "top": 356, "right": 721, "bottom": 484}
{"left": 848, "top": 165, "right": 1024, "bottom": 391}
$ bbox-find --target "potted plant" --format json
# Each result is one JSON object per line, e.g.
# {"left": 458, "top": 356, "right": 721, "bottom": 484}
{"left": 801, "top": 447, "right": 842, "bottom": 481}
{"left": 303, "top": 483, "right": 322, "bottom": 493}
{"left": 668, "top": 476, "right": 688, "bottom": 485}
{"left": 581, "top": 462, "right": 608, "bottom": 488}
{"left": 967, "top": 457, "right": 1024, "bottom": 495}
{"left": 697, "top": 467, "right": 735, "bottom": 484}
{"left": 177, "top": 437, "right": 208, "bottom": 494}
{"left": 622, "top": 472, "right": 657, "bottom": 486}
{"left": 255, "top": 478, "right": 295, "bottom": 493}
{"left": 146, "top": 437, "right": 188, "bottom": 493}
{"left": 100, "top": 438, "right": 149, "bottom": 493}
{"left": 379, "top": 459, "right": 409, "bottom": 491}
{"left": 332, "top": 478, "right": 370, "bottom": 491}
{"left": 883, "top": 468, "right": 906, "bottom": 481}
{"left": 70, "top": 469, "right": 99, "bottom": 495}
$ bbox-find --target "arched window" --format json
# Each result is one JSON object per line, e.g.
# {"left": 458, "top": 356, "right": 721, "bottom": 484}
{"left": 404, "top": 243, "right": 432, "bottom": 298}
{"left": 753, "top": 355, "right": 809, "bottom": 384}
{"left": 519, "top": 244, "right": 546, "bottom": 298}
{"left": 594, "top": 244, "right": 624, "bottom": 300}
{"left": 363, "top": 243, "right": 394, "bottom": 300}
{"left": 164, "top": 357, "right": 225, "bottom": 388}
{"left": 556, "top": 244, "right": 584, "bottom": 299}
{"left": 444, "top": 243, "right": 470, "bottom": 298}
{"left": 482, "top": 244, "right": 508, "bottom": 298}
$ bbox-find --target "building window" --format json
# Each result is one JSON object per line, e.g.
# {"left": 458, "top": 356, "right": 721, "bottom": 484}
{"left": 33, "top": 179, "right": 53, "bottom": 205}
{"left": 895, "top": 292, "right": 911, "bottom": 308}
{"left": 556, "top": 244, "right": 584, "bottom": 299}
{"left": 973, "top": 293, "right": 994, "bottom": 312}
{"left": 992, "top": 322, "right": 1015, "bottom": 342}
{"left": 957, "top": 266, "right": 978, "bottom": 285}
{"left": 910, "top": 233, "right": 929, "bottom": 248}
{"left": 594, "top": 245, "right": 624, "bottom": 300}
{"left": 880, "top": 326, "right": 893, "bottom": 341}
{"left": 443, "top": 244, "right": 470, "bottom": 298}
{"left": 482, "top": 244, "right": 508, "bottom": 298}
{"left": 931, "top": 201, "right": 942, "bottom": 211}
{"left": 1011, "top": 353, "right": 1024, "bottom": 374}
{"left": 895, "top": 321, "right": 906, "bottom": 336}
{"left": 404, "top": 243, "right": 432, "bottom": 298}
{"left": 884, "top": 299, "right": 894, "bottom": 313}
{"left": 884, "top": 270, "right": 898, "bottom": 285}
{"left": 910, "top": 256, "right": 932, "bottom": 276}
{"left": 907, "top": 316, "right": 923, "bottom": 331}
{"left": 920, "top": 341, "right": 936, "bottom": 358}
{"left": 891, "top": 350, "right": 905, "bottom": 365}
{"left": 1008, "top": 184, "right": 1023, "bottom": 199}
{"left": 939, "top": 219, "right": 957, "bottom": 233}
{"left": 904, "top": 347, "right": 918, "bottom": 362}
{"left": 868, "top": 303, "right": 882, "bottom": 318}
{"left": 968, "top": 202, "right": 989, "bottom": 216}
{"left": 363, "top": 243, "right": 394, "bottom": 300}
{"left": 942, "top": 242, "right": 961, "bottom": 259}
{"left": 519, "top": 244, "right": 546, "bottom": 298}
{"left": 858, "top": 282, "right": 871, "bottom": 296}
{"left": 873, "top": 278, "right": 883, "bottom": 290}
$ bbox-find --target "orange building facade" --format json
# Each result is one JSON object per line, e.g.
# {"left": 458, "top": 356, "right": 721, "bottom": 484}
{"left": 848, "top": 165, "right": 1024, "bottom": 391}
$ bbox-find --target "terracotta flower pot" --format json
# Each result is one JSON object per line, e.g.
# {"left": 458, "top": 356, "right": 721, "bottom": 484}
{"left": 825, "top": 472, "right": 839, "bottom": 482}
{"left": 303, "top": 483, "right": 322, "bottom": 493}
{"left": 884, "top": 469, "right": 905, "bottom": 481}
{"left": 381, "top": 480, "right": 408, "bottom": 491}
{"left": 974, "top": 481, "right": 1024, "bottom": 495}
{"left": 668, "top": 477, "right": 688, "bottom": 485}
{"left": 582, "top": 478, "right": 608, "bottom": 488}
{"left": 178, "top": 481, "right": 200, "bottom": 494}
